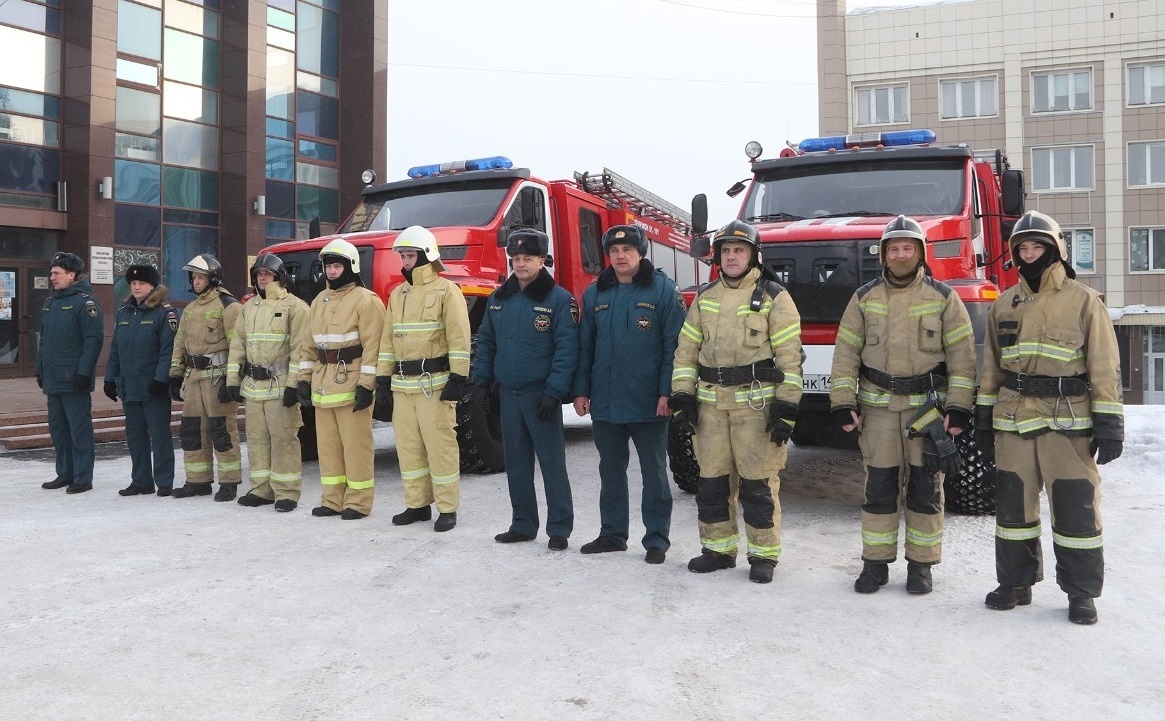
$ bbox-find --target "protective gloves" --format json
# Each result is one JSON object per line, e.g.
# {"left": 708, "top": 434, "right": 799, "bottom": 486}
{"left": 217, "top": 383, "right": 234, "bottom": 404}
{"left": 147, "top": 379, "right": 169, "bottom": 397}
{"left": 373, "top": 376, "right": 394, "bottom": 422}
{"left": 440, "top": 373, "right": 467, "bottom": 403}
{"left": 168, "top": 376, "right": 184, "bottom": 402}
{"left": 766, "top": 401, "right": 799, "bottom": 446}
{"left": 669, "top": 393, "right": 698, "bottom": 434}
{"left": 352, "top": 385, "right": 374, "bottom": 412}
{"left": 536, "top": 394, "right": 559, "bottom": 421}
{"left": 223, "top": 385, "right": 242, "bottom": 403}
{"left": 945, "top": 408, "right": 971, "bottom": 434}
{"left": 282, "top": 386, "right": 299, "bottom": 408}
{"left": 75, "top": 374, "right": 90, "bottom": 391}
{"left": 297, "top": 380, "right": 312, "bottom": 408}
{"left": 103, "top": 380, "right": 119, "bottom": 402}
{"left": 832, "top": 407, "right": 858, "bottom": 432}
{"left": 1091, "top": 438, "right": 1123, "bottom": 465}
{"left": 921, "top": 425, "right": 961, "bottom": 479}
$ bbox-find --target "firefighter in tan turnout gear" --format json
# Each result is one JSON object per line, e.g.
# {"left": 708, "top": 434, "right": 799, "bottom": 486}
{"left": 375, "top": 226, "right": 472, "bottom": 532}
{"left": 225, "top": 254, "right": 309, "bottom": 512}
{"left": 169, "top": 254, "right": 243, "bottom": 501}
{"left": 830, "top": 215, "right": 977, "bottom": 595}
{"left": 670, "top": 220, "right": 804, "bottom": 584}
{"left": 298, "top": 238, "right": 385, "bottom": 519}
{"left": 978, "top": 211, "right": 1123, "bottom": 625}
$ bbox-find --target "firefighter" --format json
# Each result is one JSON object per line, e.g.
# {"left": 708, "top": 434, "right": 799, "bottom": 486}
{"left": 37, "top": 252, "right": 104, "bottom": 494}
{"left": 472, "top": 228, "right": 579, "bottom": 550}
{"left": 977, "top": 211, "right": 1122, "bottom": 625}
{"left": 375, "top": 226, "right": 472, "bottom": 532}
{"left": 103, "top": 264, "right": 178, "bottom": 497}
{"left": 225, "top": 254, "right": 309, "bottom": 512}
{"left": 298, "top": 238, "right": 384, "bottom": 519}
{"left": 573, "top": 224, "right": 685, "bottom": 564}
{"left": 670, "top": 220, "right": 803, "bottom": 584}
{"left": 830, "top": 215, "right": 977, "bottom": 595}
{"left": 169, "top": 254, "right": 242, "bottom": 501}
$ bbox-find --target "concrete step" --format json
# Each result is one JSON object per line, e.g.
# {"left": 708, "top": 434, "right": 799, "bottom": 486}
{"left": 0, "top": 406, "right": 247, "bottom": 451}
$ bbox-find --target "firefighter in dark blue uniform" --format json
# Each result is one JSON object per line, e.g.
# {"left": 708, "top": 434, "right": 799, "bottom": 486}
{"left": 38, "top": 252, "right": 104, "bottom": 494}
{"left": 103, "top": 264, "right": 178, "bottom": 496}
{"left": 473, "top": 228, "right": 580, "bottom": 550}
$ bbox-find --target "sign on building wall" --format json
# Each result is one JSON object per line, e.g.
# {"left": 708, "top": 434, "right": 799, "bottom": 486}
{"left": 90, "top": 246, "right": 114, "bottom": 285}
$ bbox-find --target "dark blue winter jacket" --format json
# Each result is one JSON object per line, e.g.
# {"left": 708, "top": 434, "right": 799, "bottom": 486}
{"left": 105, "top": 285, "right": 178, "bottom": 401}
{"left": 36, "top": 277, "right": 104, "bottom": 394}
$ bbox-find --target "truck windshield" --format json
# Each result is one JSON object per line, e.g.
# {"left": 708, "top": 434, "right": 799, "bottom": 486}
{"left": 341, "top": 178, "right": 514, "bottom": 232}
{"left": 743, "top": 159, "right": 966, "bottom": 221}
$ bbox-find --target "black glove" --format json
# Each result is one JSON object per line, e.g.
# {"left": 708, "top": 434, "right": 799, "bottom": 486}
{"left": 297, "top": 381, "right": 312, "bottom": 408}
{"left": 669, "top": 393, "right": 698, "bottom": 434}
{"left": 353, "top": 385, "right": 374, "bottom": 412}
{"left": 103, "top": 380, "right": 119, "bottom": 402}
{"left": 440, "top": 373, "right": 467, "bottom": 402}
{"left": 1091, "top": 438, "right": 1123, "bottom": 465}
{"left": 75, "top": 374, "right": 90, "bottom": 391}
{"left": 922, "top": 425, "right": 961, "bottom": 479}
{"left": 36, "top": 375, "right": 43, "bottom": 389}
{"left": 147, "top": 379, "right": 169, "bottom": 397}
{"left": 946, "top": 408, "right": 971, "bottom": 434}
{"left": 536, "top": 394, "right": 559, "bottom": 421}
{"left": 217, "top": 383, "right": 233, "bottom": 404}
{"left": 282, "top": 386, "right": 298, "bottom": 408}
{"left": 373, "top": 376, "right": 394, "bottom": 422}
{"left": 169, "top": 377, "right": 184, "bottom": 402}
{"left": 765, "top": 401, "right": 799, "bottom": 446}
{"left": 223, "top": 385, "right": 242, "bottom": 403}
{"left": 832, "top": 407, "right": 858, "bottom": 432}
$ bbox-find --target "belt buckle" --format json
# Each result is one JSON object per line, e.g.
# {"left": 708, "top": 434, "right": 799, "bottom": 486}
{"left": 1015, "top": 372, "right": 1029, "bottom": 393}
{"left": 396, "top": 360, "right": 408, "bottom": 380}
{"left": 716, "top": 367, "right": 726, "bottom": 384}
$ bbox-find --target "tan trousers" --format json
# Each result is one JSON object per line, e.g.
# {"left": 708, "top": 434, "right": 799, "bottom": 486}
{"left": 693, "top": 404, "right": 786, "bottom": 560}
{"left": 393, "top": 392, "right": 460, "bottom": 513}
{"left": 316, "top": 404, "right": 375, "bottom": 515}
{"left": 245, "top": 397, "right": 303, "bottom": 502}
{"left": 179, "top": 378, "right": 241, "bottom": 484}
{"left": 856, "top": 405, "right": 944, "bottom": 564}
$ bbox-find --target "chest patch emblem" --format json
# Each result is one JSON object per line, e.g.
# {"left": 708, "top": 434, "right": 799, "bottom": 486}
{"left": 534, "top": 314, "right": 551, "bottom": 332}
{"left": 636, "top": 315, "right": 652, "bottom": 332}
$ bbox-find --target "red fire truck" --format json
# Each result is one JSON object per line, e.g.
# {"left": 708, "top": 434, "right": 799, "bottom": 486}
{"left": 263, "top": 158, "right": 706, "bottom": 487}
{"left": 690, "top": 129, "right": 1026, "bottom": 513}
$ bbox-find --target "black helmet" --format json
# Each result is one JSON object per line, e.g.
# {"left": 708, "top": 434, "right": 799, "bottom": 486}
{"left": 51, "top": 251, "right": 85, "bottom": 275}
{"left": 601, "top": 225, "right": 649, "bottom": 256}
{"left": 878, "top": 215, "right": 926, "bottom": 265}
{"left": 1008, "top": 210, "right": 1073, "bottom": 280}
{"left": 506, "top": 228, "right": 550, "bottom": 258}
{"left": 250, "top": 253, "right": 289, "bottom": 289}
{"left": 711, "top": 220, "right": 761, "bottom": 269}
{"left": 183, "top": 253, "right": 223, "bottom": 291}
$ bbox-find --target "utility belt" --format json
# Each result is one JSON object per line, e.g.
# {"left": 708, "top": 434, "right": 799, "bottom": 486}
{"left": 1003, "top": 371, "right": 1089, "bottom": 397}
{"left": 242, "top": 360, "right": 289, "bottom": 381}
{"left": 699, "top": 359, "right": 784, "bottom": 386}
{"left": 316, "top": 345, "right": 364, "bottom": 365}
{"left": 183, "top": 351, "right": 227, "bottom": 370}
{"left": 861, "top": 363, "right": 947, "bottom": 395}
{"left": 394, "top": 355, "right": 450, "bottom": 377}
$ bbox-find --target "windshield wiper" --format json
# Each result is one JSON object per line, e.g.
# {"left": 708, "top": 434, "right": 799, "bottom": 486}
{"left": 812, "top": 210, "right": 888, "bottom": 218}
{"left": 746, "top": 212, "right": 806, "bottom": 222}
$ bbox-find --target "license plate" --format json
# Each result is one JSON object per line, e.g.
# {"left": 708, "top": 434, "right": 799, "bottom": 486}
{"left": 802, "top": 374, "right": 831, "bottom": 392}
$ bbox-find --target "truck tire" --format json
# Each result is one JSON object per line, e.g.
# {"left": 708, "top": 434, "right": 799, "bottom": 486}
{"left": 456, "top": 381, "right": 505, "bottom": 474}
{"left": 667, "top": 419, "right": 699, "bottom": 494}
{"left": 943, "top": 412, "right": 996, "bottom": 515}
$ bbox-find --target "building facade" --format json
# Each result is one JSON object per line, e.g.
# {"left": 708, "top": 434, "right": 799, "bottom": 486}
{"left": 818, "top": 0, "right": 1165, "bottom": 404}
{"left": 0, "top": 0, "right": 386, "bottom": 379}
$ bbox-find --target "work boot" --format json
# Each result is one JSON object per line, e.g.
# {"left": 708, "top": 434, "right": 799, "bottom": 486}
{"left": 340, "top": 508, "right": 367, "bottom": 520}
{"left": 580, "top": 536, "right": 626, "bottom": 554}
{"left": 42, "top": 478, "right": 71, "bottom": 490}
{"left": 391, "top": 505, "right": 432, "bottom": 526}
{"left": 214, "top": 485, "right": 237, "bottom": 502}
{"left": 687, "top": 550, "right": 736, "bottom": 574}
{"left": 985, "top": 584, "right": 1033, "bottom": 610}
{"left": 1068, "top": 596, "right": 1098, "bottom": 625}
{"left": 548, "top": 536, "right": 568, "bottom": 551}
{"left": 854, "top": 561, "right": 890, "bottom": 594}
{"left": 274, "top": 499, "right": 297, "bottom": 513}
{"left": 645, "top": 547, "right": 666, "bottom": 565}
{"left": 494, "top": 530, "right": 534, "bottom": 544}
{"left": 237, "top": 493, "right": 274, "bottom": 507}
{"left": 749, "top": 558, "right": 777, "bottom": 584}
{"left": 311, "top": 505, "right": 340, "bottom": 517}
{"left": 156, "top": 487, "right": 172, "bottom": 497}
{"left": 434, "top": 512, "right": 457, "bottom": 532}
{"left": 119, "top": 485, "right": 154, "bottom": 496}
{"left": 906, "top": 562, "right": 933, "bottom": 595}
{"left": 172, "top": 483, "right": 212, "bottom": 498}
{"left": 65, "top": 484, "right": 93, "bottom": 494}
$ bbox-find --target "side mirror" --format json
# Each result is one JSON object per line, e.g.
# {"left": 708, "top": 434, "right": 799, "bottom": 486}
{"left": 544, "top": 255, "right": 554, "bottom": 268}
{"left": 726, "top": 181, "right": 747, "bottom": 198}
{"left": 691, "top": 194, "right": 708, "bottom": 236}
{"left": 690, "top": 235, "right": 711, "bottom": 259}
{"left": 1001, "top": 169, "right": 1025, "bottom": 217}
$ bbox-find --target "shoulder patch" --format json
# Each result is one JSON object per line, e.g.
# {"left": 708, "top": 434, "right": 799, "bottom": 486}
{"left": 85, "top": 300, "right": 98, "bottom": 318}
{"left": 167, "top": 309, "right": 178, "bottom": 332}
{"left": 674, "top": 286, "right": 687, "bottom": 312}
{"left": 569, "top": 296, "right": 580, "bottom": 326}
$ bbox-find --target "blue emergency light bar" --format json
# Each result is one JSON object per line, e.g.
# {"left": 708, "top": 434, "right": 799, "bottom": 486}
{"left": 798, "top": 129, "right": 936, "bottom": 153}
{"left": 407, "top": 155, "right": 514, "bottom": 179}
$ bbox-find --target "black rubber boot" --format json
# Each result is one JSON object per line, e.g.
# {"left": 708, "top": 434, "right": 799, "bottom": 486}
{"left": 214, "top": 485, "right": 238, "bottom": 502}
{"left": 580, "top": 536, "right": 626, "bottom": 554}
{"left": 854, "top": 561, "right": 890, "bottom": 593}
{"left": 311, "top": 505, "right": 340, "bottom": 517}
{"left": 985, "top": 584, "right": 1033, "bottom": 610}
{"left": 172, "top": 483, "right": 212, "bottom": 498}
{"left": 238, "top": 493, "right": 275, "bottom": 507}
{"left": 434, "top": 512, "right": 457, "bottom": 532}
{"left": 156, "top": 487, "right": 172, "bottom": 497}
{"left": 906, "top": 562, "right": 933, "bottom": 595}
{"left": 494, "top": 530, "right": 534, "bottom": 543}
{"left": 687, "top": 550, "right": 736, "bottom": 574}
{"left": 42, "top": 478, "right": 71, "bottom": 490}
{"left": 119, "top": 485, "right": 154, "bottom": 496}
{"left": 340, "top": 508, "right": 367, "bottom": 520}
{"left": 391, "top": 505, "right": 432, "bottom": 526}
{"left": 65, "top": 484, "right": 93, "bottom": 494}
{"left": 274, "top": 499, "right": 297, "bottom": 513}
{"left": 748, "top": 558, "right": 776, "bottom": 584}
{"left": 1068, "top": 596, "right": 1098, "bottom": 625}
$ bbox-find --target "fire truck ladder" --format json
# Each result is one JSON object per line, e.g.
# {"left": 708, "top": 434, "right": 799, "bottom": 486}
{"left": 573, "top": 167, "right": 692, "bottom": 235}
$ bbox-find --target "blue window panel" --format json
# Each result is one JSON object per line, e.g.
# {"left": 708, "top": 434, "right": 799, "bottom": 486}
{"left": 162, "top": 118, "right": 219, "bottom": 170}
{"left": 165, "top": 0, "right": 220, "bottom": 40}
{"left": 298, "top": 139, "right": 337, "bottom": 162}
{"left": 297, "top": 2, "right": 339, "bottom": 79}
{"left": 265, "top": 117, "right": 294, "bottom": 139}
{"left": 115, "top": 86, "right": 161, "bottom": 136}
{"left": 0, "top": 86, "right": 60, "bottom": 119}
{"left": 164, "top": 209, "right": 218, "bottom": 226}
{"left": 265, "top": 137, "right": 294, "bottom": 181}
{"left": 115, "top": 204, "right": 162, "bottom": 247}
{"left": 163, "top": 29, "right": 220, "bottom": 90}
{"left": 267, "top": 7, "right": 294, "bottom": 31}
{"left": 297, "top": 185, "right": 338, "bottom": 225}
{"left": 163, "top": 225, "right": 218, "bottom": 303}
{"left": 0, "top": 0, "right": 62, "bottom": 36}
{"left": 114, "top": 160, "right": 161, "bottom": 205}
{"left": 162, "top": 166, "right": 218, "bottom": 210}
{"left": 118, "top": 0, "right": 162, "bottom": 60}
{"left": 0, "top": 144, "right": 59, "bottom": 193}
{"left": 265, "top": 219, "right": 295, "bottom": 242}
{"left": 117, "top": 58, "right": 160, "bottom": 87}
{"left": 116, "top": 133, "right": 161, "bottom": 162}
{"left": 296, "top": 91, "right": 338, "bottom": 141}
{"left": 265, "top": 179, "right": 295, "bottom": 219}
{"left": 268, "top": 0, "right": 294, "bottom": 11}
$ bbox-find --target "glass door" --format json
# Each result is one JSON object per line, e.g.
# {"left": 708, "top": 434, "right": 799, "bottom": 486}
{"left": 0, "top": 263, "right": 52, "bottom": 378}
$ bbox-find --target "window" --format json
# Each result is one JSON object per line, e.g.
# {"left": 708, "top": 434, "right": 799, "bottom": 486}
{"left": 578, "top": 209, "right": 603, "bottom": 275}
{"left": 1032, "top": 69, "right": 1092, "bottom": 112}
{"left": 1032, "top": 146, "right": 1093, "bottom": 191}
{"left": 1130, "top": 228, "right": 1165, "bottom": 272}
{"left": 941, "top": 76, "right": 997, "bottom": 119}
{"left": 855, "top": 84, "right": 908, "bottom": 126}
{"left": 1129, "top": 141, "right": 1165, "bottom": 187}
{"left": 1128, "top": 62, "right": 1165, "bottom": 106}
{"left": 1064, "top": 229, "right": 1094, "bottom": 274}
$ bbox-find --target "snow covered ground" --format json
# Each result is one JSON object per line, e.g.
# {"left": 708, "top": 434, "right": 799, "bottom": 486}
{"left": 1, "top": 409, "right": 1162, "bottom": 720}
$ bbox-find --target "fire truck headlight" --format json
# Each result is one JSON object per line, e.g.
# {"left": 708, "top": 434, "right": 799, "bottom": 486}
{"left": 744, "top": 141, "right": 763, "bottom": 160}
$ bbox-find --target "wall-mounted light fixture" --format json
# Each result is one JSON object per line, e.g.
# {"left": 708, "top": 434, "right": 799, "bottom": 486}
{"left": 254, "top": 195, "right": 266, "bottom": 215}
{"left": 97, "top": 176, "right": 113, "bottom": 200}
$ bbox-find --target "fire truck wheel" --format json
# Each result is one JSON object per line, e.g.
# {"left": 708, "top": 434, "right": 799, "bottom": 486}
{"left": 456, "top": 340, "right": 506, "bottom": 474}
{"left": 943, "top": 412, "right": 997, "bottom": 515}
{"left": 299, "top": 405, "right": 319, "bottom": 462}
{"left": 667, "top": 419, "right": 699, "bottom": 494}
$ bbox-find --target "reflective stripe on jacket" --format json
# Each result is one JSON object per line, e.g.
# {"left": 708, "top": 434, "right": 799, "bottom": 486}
{"left": 169, "top": 285, "right": 240, "bottom": 381}
{"left": 298, "top": 282, "right": 384, "bottom": 408}
{"left": 227, "top": 281, "right": 309, "bottom": 401}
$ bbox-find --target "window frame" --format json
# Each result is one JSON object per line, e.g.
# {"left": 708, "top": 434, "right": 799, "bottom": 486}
{"left": 1031, "top": 144, "right": 1095, "bottom": 193}
{"left": 939, "top": 75, "right": 998, "bottom": 120}
{"left": 1127, "top": 139, "right": 1165, "bottom": 188}
{"left": 1030, "top": 67, "right": 1093, "bottom": 114}
{"left": 1126, "top": 60, "right": 1165, "bottom": 108}
{"left": 853, "top": 83, "right": 910, "bottom": 127}
{"left": 1130, "top": 227, "right": 1165, "bottom": 273}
